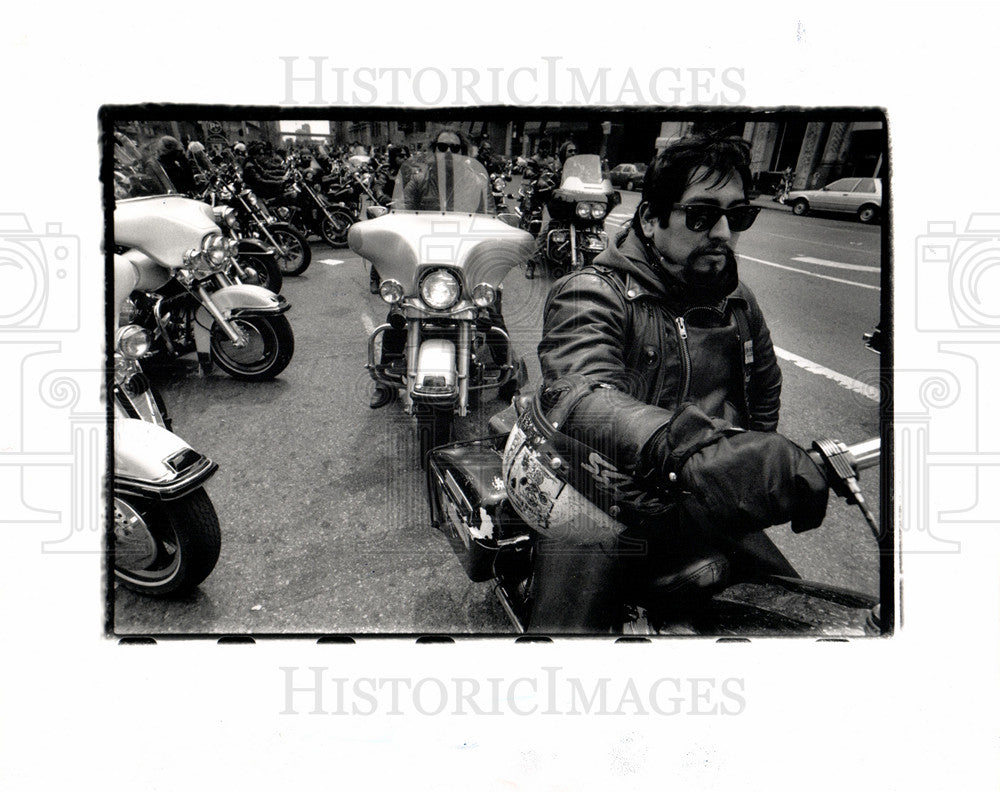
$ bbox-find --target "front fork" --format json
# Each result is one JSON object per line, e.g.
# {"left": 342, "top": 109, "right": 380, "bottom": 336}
{"left": 404, "top": 321, "right": 469, "bottom": 416}
{"left": 368, "top": 318, "right": 514, "bottom": 419}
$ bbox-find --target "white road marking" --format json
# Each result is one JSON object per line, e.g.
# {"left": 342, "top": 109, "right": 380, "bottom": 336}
{"left": 360, "top": 313, "right": 376, "bottom": 335}
{"left": 774, "top": 346, "right": 879, "bottom": 402}
{"left": 319, "top": 258, "right": 344, "bottom": 266}
{"left": 791, "top": 256, "right": 880, "bottom": 273}
{"left": 739, "top": 254, "right": 880, "bottom": 291}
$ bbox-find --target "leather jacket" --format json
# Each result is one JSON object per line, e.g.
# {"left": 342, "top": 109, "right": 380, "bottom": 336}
{"left": 537, "top": 227, "right": 782, "bottom": 480}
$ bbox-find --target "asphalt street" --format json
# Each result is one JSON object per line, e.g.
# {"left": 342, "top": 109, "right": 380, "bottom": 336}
{"left": 114, "top": 188, "right": 886, "bottom": 635}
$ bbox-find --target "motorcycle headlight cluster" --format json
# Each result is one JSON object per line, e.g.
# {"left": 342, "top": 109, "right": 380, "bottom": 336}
{"left": 115, "top": 325, "right": 152, "bottom": 360}
{"left": 420, "top": 269, "right": 462, "bottom": 310}
{"left": 183, "top": 232, "right": 237, "bottom": 277}
{"left": 379, "top": 280, "right": 405, "bottom": 304}
{"left": 213, "top": 206, "right": 238, "bottom": 229}
{"left": 471, "top": 283, "right": 496, "bottom": 307}
{"left": 575, "top": 201, "right": 608, "bottom": 220}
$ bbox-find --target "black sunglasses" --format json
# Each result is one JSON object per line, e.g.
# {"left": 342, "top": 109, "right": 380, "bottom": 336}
{"left": 672, "top": 203, "right": 761, "bottom": 232}
{"left": 435, "top": 142, "right": 462, "bottom": 153}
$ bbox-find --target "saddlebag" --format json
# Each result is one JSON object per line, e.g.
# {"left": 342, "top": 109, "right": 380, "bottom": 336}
{"left": 426, "top": 438, "right": 531, "bottom": 582}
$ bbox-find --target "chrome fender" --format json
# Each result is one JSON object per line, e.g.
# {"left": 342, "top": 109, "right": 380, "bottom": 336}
{"left": 114, "top": 418, "right": 217, "bottom": 500}
{"left": 410, "top": 338, "right": 458, "bottom": 404}
{"left": 193, "top": 284, "right": 289, "bottom": 353}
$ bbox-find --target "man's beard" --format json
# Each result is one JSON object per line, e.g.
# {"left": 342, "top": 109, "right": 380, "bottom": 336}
{"left": 680, "top": 245, "right": 739, "bottom": 301}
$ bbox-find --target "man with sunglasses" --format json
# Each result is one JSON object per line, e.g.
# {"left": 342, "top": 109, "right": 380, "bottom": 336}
{"left": 528, "top": 135, "right": 829, "bottom": 632}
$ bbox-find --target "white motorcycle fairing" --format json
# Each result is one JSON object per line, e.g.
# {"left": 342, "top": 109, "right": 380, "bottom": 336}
{"left": 115, "top": 195, "right": 220, "bottom": 267}
{"left": 114, "top": 418, "right": 217, "bottom": 501}
{"left": 348, "top": 211, "right": 533, "bottom": 292}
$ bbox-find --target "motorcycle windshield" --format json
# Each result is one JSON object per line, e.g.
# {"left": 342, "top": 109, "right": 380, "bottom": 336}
{"left": 392, "top": 153, "right": 495, "bottom": 214}
{"left": 558, "top": 154, "right": 614, "bottom": 197}
{"left": 113, "top": 132, "right": 177, "bottom": 199}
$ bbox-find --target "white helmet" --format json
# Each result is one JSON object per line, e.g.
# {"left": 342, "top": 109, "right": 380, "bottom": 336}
{"left": 501, "top": 375, "right": 675, "bottom": 546}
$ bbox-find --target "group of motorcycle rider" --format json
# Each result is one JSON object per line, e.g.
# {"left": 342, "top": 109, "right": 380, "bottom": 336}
{"left": 123, "top": 125, "right": 838, "bottom": 634}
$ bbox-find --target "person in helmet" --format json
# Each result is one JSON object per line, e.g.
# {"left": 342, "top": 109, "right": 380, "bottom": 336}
{"left": 523, "top": 134, "right": 829, "bottom": 632}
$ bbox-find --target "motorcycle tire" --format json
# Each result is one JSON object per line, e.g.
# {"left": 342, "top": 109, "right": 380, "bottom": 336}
{"left": 210, "top": 314, "right": 294, "bottom": 381}
{"left": 265, "top": 222, "right": 312, "bottom": 276}
{"left": 113, "top": 488, "right": 221, "bottom": 597}
{"left": 320, "top": 209, "right": 354, "bottom": 248}
{"left": 236, "top": 252, "right": 283, "bottom": 295}
{"left": 415, "top": 404, "right": 453, "bottom": 469}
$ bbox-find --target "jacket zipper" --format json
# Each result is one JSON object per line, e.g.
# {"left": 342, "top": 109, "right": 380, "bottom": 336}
{"left": 674, "top": 315, "right": 691, "bottom": 407}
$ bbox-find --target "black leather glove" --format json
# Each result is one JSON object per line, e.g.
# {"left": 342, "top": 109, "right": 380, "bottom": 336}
{"left": 642, "top": 403, "right": 828, "bottom": 534}
{"left": 678, "top": 429, "right": 829, "bottom": 534}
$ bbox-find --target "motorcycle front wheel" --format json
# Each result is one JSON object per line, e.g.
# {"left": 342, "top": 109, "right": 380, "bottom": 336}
{"left": 265, "top": 222, "right": 312, "bottom": 276}
{"left": 113, "top": 488, "right": 221, "bottom": 597}
{"left": 210, "top": 314, "right": 294, "bottom": 381}
{"left": 234, "top": 253, "right": 283, "bottom": 294}
{"left": 320, "top": 208, "right": 354, "bottom": 248}
{"left": 415, "top": 404, "right": 453, "bottom": 468}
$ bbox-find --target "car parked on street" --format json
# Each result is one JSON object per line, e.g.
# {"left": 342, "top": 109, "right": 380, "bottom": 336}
{"left": 609, "top": 162, "right": 647, "bottom": 191}
{"left": 786, "top": 177, "right": 882, "bottom": 223}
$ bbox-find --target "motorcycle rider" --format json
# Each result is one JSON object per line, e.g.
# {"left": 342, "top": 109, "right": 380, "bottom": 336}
{"left": 369, "top": 126, "right": 519, "bottom": 409}
{"left": 528, "top": 134, "right": 829, "bottom": 632}
{"left": 242, "top": 141, "right": 288, "bottom": 200}
{"left": 153, "top": 136, "right": 196, "bottom": 196}
{"left": 523, "top": 141, "right": 578, "bottom": 279}
{"left": 373, "top": 144, "right": 410, "bottom": 206}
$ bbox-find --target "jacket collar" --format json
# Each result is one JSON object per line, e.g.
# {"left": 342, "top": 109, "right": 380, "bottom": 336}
{"left": 596, "top": 227, "right": 748, "bottom": 311}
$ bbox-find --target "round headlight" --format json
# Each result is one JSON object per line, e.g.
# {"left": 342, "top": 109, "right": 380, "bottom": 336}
{"left": 213, "top": 206, "right": 238, "bottom": 229}
{"left": 471, "top": 283, "right": 496, "bottom": 307}
{"left": 590, "top": 203, "right": 607, "bottom": 220}
{"left": 576, "top": 203, "right": 592, "bottom": 219}
{"left": 420, "top": 269, "right": 461, "bottom": 310}
{"left": 201, "top": 233, "right": 231, "bottom": 266}
{"left": 379, "top": 280, "right": 405, "bottom": 304}
{"left": 115, "top": 325, "right": 152, "bottom": 360}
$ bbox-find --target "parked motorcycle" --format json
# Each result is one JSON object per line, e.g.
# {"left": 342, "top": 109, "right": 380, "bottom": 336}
{"left": 426, "top": 395, "right": 883, "bottom": 635}
{"left": 540, "top": 154, "right": 621, "bottom": 280}
{"left": 114, "top": 197, "right": 295, "bottom": 381}
{"left": 202, "top": 167, "right": 312, "bottom": 276}
{"left": 348, "top": 153, "right": 533, "bottom": 464}
{"left": 113, "top": 323, "right": 221, "bottom": 596}
{"left": 271, "top": 167, "right": 354, "bottom": 248}
{"left": 320, "top": 167, "right": 387, "bottom": 247}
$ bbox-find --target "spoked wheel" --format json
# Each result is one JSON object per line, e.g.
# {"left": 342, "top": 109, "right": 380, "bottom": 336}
{"left": 234, "top": 255, "right": 283, "bottom": 294}
{"left": 415, "top": 404, "right": 453, "bottom": 469}
{"left": 113, "top": 489, "right": 221, "bottom": 597}
{"left": 264, "top": 222, "right": 311, "bottom": 276}
{"left": 210, "top": 314, "right": 294, "bottom": 381}
{"left": 320, "top": 209, "right": 354, "bottom": 248}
